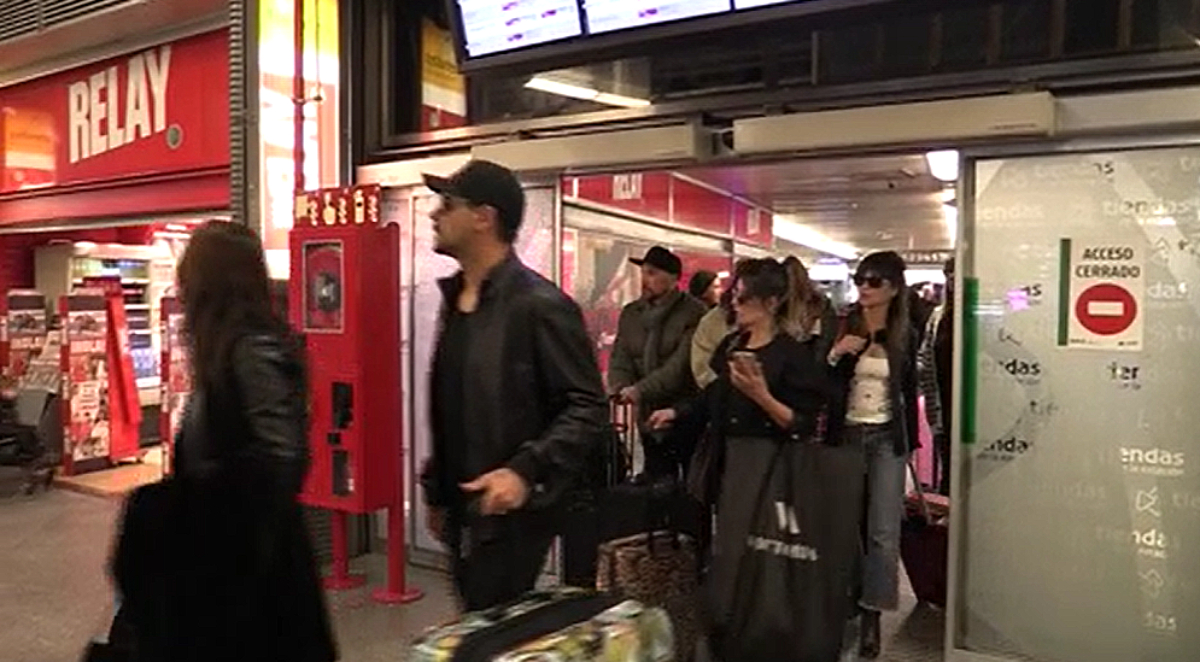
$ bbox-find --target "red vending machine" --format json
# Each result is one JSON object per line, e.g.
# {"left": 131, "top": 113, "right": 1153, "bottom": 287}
{"left": 289, "top": 184, "right": 420, "bottom": 604}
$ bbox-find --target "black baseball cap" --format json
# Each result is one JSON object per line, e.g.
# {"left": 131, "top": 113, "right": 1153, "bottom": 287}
{"left": 630, "top": 246, "right": 683, "bottom": 277}
{"left": 423, "top": 160, "right": 525, "bottom": 241}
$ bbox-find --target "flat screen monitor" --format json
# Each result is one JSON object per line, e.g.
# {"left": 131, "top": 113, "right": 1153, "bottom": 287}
{"left": 733, "top": 0, "right": 794, "bottom": 8}
{"left": 583, "top": 0, "right": 731, "bottom": 35}
{"left": 448, "top": 0, "right": 903, "bottom": 72}
{"left": 459, "top": 0, "right": 586, "bottom": 58}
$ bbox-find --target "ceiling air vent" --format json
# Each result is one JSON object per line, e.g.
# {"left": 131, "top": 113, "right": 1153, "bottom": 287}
{"left": 0, "top": 0, "right": 39, "bottom": 42}
{"left": 41, "top": 0, "right": 131, "bottom": 29}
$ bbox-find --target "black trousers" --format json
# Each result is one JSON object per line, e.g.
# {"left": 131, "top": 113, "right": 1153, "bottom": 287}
{"left": 449, "top": 514, "right": 556, "bottom": 612}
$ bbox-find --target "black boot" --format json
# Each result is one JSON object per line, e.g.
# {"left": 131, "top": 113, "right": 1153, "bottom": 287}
{"left": 859, "top": 609, "right": 882, "bottom": 659}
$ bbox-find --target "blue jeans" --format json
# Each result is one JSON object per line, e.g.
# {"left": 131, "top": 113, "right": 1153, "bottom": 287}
{"left": 851, "top": 423, "right": 909, "bottom": 612}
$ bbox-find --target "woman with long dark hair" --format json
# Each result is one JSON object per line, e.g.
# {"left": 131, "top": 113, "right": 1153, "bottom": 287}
{"left": 118, "top": 221, "right": 336, "bottom": 662}
{"left": 826, "top": 251, "right": 919, "bottom": 660}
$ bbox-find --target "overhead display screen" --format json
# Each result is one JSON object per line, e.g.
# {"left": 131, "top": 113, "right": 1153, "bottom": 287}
{"left": 732, "top": 0, "right": 793, "bottom": 7}
{"left": 459, "top": 0, "right": 585, "bottom": 58}
{"left": 583, "top": 0, "right": 732, "bottom": 35}
{"left": 450, "top": 0, "right": 900, "bottom": 69}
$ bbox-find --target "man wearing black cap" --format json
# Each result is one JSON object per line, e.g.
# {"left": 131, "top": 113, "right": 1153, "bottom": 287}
{"left": 609, "top": 245, "right": 706, "bottom": 478}
{"left": 689, "top": 270, "right": 721, "bottom": 308}
{"left": 419, "top": 160, "right": 607, "bottom": 610}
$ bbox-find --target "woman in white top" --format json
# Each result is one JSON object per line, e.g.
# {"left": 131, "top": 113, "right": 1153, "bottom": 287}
{"left": 826, "top": 251, "right": 920, "bottom": 660}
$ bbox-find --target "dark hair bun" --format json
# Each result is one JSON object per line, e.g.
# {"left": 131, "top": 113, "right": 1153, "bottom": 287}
{"left": 738, "top": 258, "right": 789, "bottom": 301}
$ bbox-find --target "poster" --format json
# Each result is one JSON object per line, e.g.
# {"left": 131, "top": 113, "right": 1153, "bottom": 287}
{"left": 1059, "top": 239, "right": 1145, "bottom": 351}
{"left": 160, "top": 297, "right": 189, "bottom": 475}
{"left": 5, "top": 290, "right": 47, "bottom": 379}
{"left": 64, "top": 294, "right": 110, "bottom": 464}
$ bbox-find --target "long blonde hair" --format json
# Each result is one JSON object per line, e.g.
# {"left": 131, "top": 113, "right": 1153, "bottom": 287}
{"left": 782, "top": 256, "right": 827, "bottom": 339}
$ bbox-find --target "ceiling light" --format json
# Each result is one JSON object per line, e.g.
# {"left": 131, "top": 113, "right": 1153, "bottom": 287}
{"left": 773, "top": 215, "right": 859, "bottom": 260}
{"left": 525, "top": 76, "right": 651, "bottom": 108}
{"left": 925, "top": 150, "right": 960, "bottom": 183}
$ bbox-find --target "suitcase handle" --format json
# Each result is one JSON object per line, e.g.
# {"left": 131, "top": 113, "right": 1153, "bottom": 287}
{"left": 907, "top": 460, "right": 934, "bottom": 524}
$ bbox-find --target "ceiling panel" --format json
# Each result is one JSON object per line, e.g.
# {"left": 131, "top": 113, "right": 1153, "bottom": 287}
{"left": 682, "top": 153, "right": 955, "bottom": 253}
{"left": 0, "top": 0, "right": 225, "bottom": 86}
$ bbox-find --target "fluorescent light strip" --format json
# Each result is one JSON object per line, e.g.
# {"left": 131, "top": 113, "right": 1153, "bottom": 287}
{"left": 773, "top": 215, "right": 859, "bottom": 260}
{"left": 525, "top": 76, "right": 651, "bottom": 108}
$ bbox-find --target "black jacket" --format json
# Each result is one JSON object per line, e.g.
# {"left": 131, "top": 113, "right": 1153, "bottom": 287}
{"left": 421, "top": 253, "right": 608, "bottom": 513}
{"left": 676, "top": 331, "right": 832, "bottom": 443}
{"left": 827, "top": 309, "right": 920, "bottom": 456}
{"left": 113, "top": 332, "right": 336, "bottom": 662}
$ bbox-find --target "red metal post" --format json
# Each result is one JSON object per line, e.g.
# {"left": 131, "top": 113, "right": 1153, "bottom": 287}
{"left": 323, "top": 510, "right": 366, "bottom": 590}
{"left": 293, "top": 0, "right": 306, "bottom": 195}
{"left": 371, "top": 488, "right": 423, "bottom": 604}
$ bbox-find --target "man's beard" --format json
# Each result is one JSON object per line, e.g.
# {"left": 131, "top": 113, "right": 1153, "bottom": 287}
{"left": 433, "top": 238, "right": 457, "bottom": 258}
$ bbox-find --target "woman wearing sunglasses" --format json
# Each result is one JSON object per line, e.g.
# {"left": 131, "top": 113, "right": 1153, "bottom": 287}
{"left": 827, "top": 251, "right": 920, "bottom": 659}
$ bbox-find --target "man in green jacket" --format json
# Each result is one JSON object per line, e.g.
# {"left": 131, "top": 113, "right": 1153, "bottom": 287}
{"left": 609, "top": 246, "right": 706, "bottom": 478}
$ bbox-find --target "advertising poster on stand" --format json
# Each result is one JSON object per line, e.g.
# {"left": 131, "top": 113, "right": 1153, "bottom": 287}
{"left": 5, "top": 291, "right": 47, "bottom": 379}
{"left": 63, "top": 293, "right": 110, "bottom": 469}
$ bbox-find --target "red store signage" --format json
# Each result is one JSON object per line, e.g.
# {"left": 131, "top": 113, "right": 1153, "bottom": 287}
{"left": 0, "top": 30, "right": 230, "bottom": 225}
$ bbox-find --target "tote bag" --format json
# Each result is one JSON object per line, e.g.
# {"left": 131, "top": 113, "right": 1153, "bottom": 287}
{"left": 705, "top": 436, "right": 866, "bottom": 662}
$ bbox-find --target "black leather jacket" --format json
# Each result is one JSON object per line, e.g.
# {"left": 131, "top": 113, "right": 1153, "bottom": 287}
{"left": 421, "top": 253, "right": 608, "bottom": 512}
{"left": 176, "top": 333, "right": 310, "bottom": 504}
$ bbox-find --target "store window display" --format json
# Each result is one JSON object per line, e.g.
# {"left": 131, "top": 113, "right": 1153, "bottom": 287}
{"left": 561, "top": 231, "right": 730, "bottom": 383}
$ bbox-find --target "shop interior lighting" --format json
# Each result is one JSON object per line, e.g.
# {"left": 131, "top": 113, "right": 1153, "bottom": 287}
{"left": 773, "top": 215, "right": 859, "bottom": 260}
{"left": 925, "top": 150, "right": 960, "bottom": 183}
{"left": 943, "top": 203, "right": 959, "bottom": 243}
{"left": 808, "top": 261, "right": 850, "bottom": 282}
{"left": 525, "top": 76, "right": 651, "bottom": 108}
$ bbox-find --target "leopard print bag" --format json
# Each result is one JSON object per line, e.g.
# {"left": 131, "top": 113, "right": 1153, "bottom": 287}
{"left": 597, "top": 531, "right": 700, "bottom": 661}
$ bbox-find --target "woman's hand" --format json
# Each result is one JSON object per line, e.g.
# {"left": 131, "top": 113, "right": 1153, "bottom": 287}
{"left": 830, "top": 335, "right": 868, "bottom": 362}
{"left": 647, "top": 409, "right": 678, "bottom": 430}
{"left": 730, "top": 357, "right": 770, "bottom": 404}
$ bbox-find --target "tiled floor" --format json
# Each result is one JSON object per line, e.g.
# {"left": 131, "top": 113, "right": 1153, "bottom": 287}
{"left": 0, "top": 468, "right": 943, "bottom": 661}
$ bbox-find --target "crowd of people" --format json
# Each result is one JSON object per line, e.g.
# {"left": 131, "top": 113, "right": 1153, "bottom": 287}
{"left": 92, "top": 159, "right": 954, "bottom": 662}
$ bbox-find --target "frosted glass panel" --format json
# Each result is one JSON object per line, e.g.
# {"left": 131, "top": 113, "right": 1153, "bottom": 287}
{"left": 963, "top": 147, "right": 1200, "bottom": 661}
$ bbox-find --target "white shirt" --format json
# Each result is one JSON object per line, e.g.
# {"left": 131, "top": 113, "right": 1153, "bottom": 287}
{"left": 847, "top": 355, "right": 892, "bottom": 425}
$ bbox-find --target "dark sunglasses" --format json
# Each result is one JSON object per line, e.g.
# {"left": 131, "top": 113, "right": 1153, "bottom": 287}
{"left": 853, "top": 274, "right": 888, "bottom": 289}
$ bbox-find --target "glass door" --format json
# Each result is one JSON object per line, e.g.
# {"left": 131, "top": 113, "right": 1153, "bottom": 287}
{"left": 952, "top": 145, "right": 1200, "bottom": 661}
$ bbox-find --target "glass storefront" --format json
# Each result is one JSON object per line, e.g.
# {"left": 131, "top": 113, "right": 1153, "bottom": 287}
{"left": 959, "top": 145, "right": 1200, "bottom": 661}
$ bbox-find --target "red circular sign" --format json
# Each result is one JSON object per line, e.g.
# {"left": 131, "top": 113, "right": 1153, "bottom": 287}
{"left": 1075, "top": 283, "right": 1138, "bottom": 336}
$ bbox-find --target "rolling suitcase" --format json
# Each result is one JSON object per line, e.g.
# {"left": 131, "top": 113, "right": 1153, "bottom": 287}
{"left": 408, "top": 587, "right": 674, "bottom": 662}
{"left": 901, "top": 463, "right": 949, "bottom": 608}
{"left": 562, "top": 401, "right": 705, "bottom": 588}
